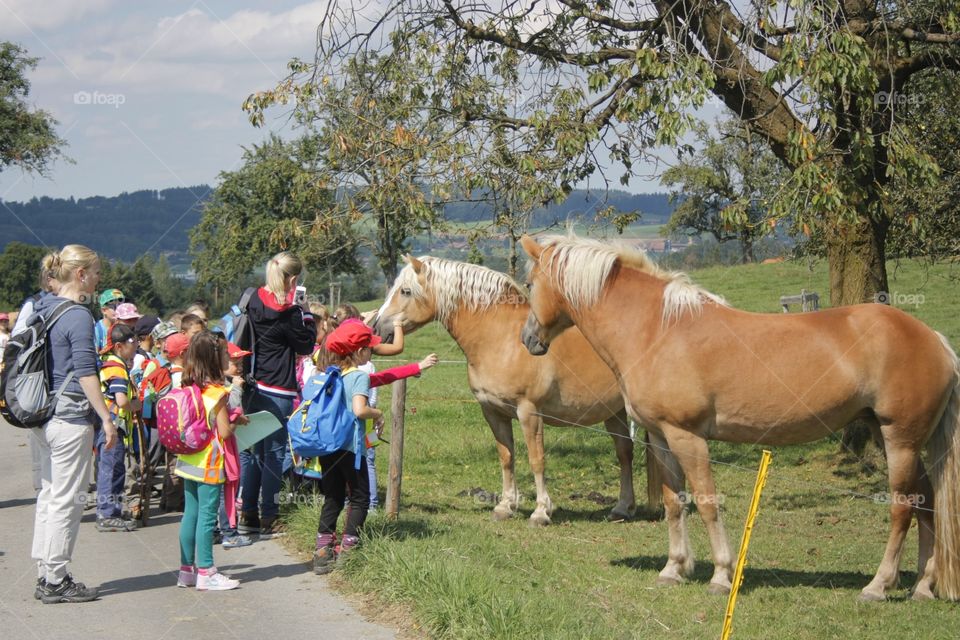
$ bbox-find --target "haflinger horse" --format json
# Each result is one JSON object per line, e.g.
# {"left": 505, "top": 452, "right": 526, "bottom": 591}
{"left": 372, "top": 255, "right": 662, "bottom": 526}
{"left": 519, "top": 233, "right": 960, "bottom": 602}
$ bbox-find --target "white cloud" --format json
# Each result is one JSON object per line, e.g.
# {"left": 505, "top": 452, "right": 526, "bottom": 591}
{"left": 0, "top": 0, "right": 117, "bottom": 36}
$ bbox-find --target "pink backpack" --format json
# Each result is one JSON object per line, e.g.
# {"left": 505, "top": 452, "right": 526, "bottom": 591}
{"left": 156, "top": 384, "right": 215, "bottom": 454}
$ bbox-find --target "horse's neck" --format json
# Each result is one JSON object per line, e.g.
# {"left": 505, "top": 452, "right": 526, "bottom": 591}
{"left": 445, "top": 304, "right": 524, "bottom": 361}
{"left": 573, "top": 270, "right": 665, "bottom": 371}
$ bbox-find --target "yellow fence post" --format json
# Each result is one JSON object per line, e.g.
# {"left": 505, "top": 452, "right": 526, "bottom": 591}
{"left": 720, "top": 450, "right": 772, "bottom": 640}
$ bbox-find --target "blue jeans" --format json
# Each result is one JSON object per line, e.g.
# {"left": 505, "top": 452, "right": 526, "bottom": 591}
{"left": 94, "top": 427, "right": 125, "bottom": 518}
{"left": 239, "top": 392, "right": 293, "bottom": 520}
{"left": 366, "top": 446, "right": 378, "bottom": 508}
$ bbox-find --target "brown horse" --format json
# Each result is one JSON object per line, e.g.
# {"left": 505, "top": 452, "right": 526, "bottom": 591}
{"left": 373, "top": 255, "right": 660, "bottom": 525}
{"left": 519, "top": 233, "right": 960, "bottom": 601}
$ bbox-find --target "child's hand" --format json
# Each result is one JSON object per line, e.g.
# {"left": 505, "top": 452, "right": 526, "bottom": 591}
{"left": 374, "top": 415, "right": 386, "bottom": 437}
{"left": 419, "top": 353, "right": 439, "bottom": 371}
{"left": 235, "top": 414, "right": 250, "bottom": 425}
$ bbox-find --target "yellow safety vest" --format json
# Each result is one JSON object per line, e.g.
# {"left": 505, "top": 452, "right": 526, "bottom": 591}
{"left": 174, "top": 384, "right": 229, "bottom": 484}
{"left": 100, "top": 354, "right": 134, "bottom": 448}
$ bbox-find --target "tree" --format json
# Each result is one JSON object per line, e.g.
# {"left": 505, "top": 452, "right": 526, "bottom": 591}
{"left": 662, "top": 120, "right": 788, "bottom": 263}
{"left": 278, "top": 0, "right": 960, "bottom": 308}
{"left": 190, "top": 135, "right": 361, "bottom": 305}
{"left": 0, "top": 241, "right": 46, "bottom": 308}
{"left": 0, "top": 42, "right": 66, "bottom": 174}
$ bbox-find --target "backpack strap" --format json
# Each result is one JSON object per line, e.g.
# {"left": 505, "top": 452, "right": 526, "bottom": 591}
{"left": 38, "top": 300, "right": 83, "bottom": 411}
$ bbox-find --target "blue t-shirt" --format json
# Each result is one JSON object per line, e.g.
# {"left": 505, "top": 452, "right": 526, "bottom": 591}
{"left": 341, "top": 369, "right": 370, "bottom": 455}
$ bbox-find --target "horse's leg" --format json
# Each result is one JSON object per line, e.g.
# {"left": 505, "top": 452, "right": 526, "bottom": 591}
{"left": 480, "top": 405, "right": 520, "bottom": 520}
{"left": 517, "top": 403, "right": 553, "bottom": 526}
{"left": 912, "top": 458, "right": 936, "bottom": 601}
{"left": 860, "top": 442, "right": 922, "bottom": 601}
{"left": 648, "top": 430, "right": 694, "bottom": 586}
{"left": 603, "top": 410, "right": 636, "bottom": 521}
{"left": 662, "top": 428, "right": 732, "bottom": 595}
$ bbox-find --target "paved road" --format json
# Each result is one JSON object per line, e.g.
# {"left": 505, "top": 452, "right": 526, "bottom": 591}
{"left": 0, "top": 422, "right": 399, "bottom": 640}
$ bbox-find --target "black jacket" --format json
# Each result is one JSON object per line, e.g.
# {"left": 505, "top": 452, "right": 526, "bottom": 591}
{"left": 247, "top": 287, "right": 316, "bottom": 395}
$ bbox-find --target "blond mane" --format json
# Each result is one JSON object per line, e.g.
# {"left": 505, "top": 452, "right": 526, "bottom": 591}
{"left": 388, "top": 256, "right": 527, "bottom": 325}
{"left": 531, "top": 234, "right": 726, "bottom": 324}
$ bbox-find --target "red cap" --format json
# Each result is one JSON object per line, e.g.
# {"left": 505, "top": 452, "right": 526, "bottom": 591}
{"left": 227, "top": 342, "right": 252, "bottom": 359}
{"left": 164, "top": 333, "right": 190, "bottom": 359}
{"left": 326, "top": 322, "right": 382, "bottom": 356}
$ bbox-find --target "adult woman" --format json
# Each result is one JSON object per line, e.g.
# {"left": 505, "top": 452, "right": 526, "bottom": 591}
{"left": 30, "top": 245, "right": 120, "bottom": 604}
{"left": 238, "top": 252, "right": 316, "bottom": 538}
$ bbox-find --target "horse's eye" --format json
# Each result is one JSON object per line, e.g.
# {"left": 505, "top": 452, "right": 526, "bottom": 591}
{"left": 400, "top": 288, "right": 412, "bottom": 296}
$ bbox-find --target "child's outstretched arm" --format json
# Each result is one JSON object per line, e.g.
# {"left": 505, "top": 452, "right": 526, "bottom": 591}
{"left": 372, "top": 321, "right": 404, "bottom": 356}
{"left": 368, "top": 353, "right": 438, "bottom": 388}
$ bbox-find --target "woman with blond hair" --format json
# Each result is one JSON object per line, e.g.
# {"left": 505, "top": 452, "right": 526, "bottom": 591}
{"left": 29, "top": 245, "right": 120, "bottom": 604}
{"left": 237, "top": 251, "right": 316, "bottom": 538}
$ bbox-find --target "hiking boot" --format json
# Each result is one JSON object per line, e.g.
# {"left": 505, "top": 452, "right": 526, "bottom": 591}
{"left": 313, "top": 545, "right": 337, "bottom": 575}
{"left": 40, "top": 575, "right": 99, "bottom": 604}
{"left": 34, "top": 577, "right": 46, "bottom": 600}
{"left": 222, "top": 534, "right": 254, "bottom": 549}
{"left": 177, "top": 568, "right": 196, "bottom": 588}
{"left": 259, "top": 515, "right": 285, "bottom": 539}
{"left": 213, "top": 530, "right": 223, "bottom": 545}
{"left": 336, "top": 535, "right": 360, "bottom": 568}
{"left": 196, "top": 568, "right": 239, "bottom": 591}
{"left": 237, "top": 512, "right": 260, "bottom": 536}
{"left": 97, "top": 516, "right": 137, "bottom": 532}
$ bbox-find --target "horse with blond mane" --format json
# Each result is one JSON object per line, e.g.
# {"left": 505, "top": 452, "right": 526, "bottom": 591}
{"left": 372, "top": 255, "right": 662, "bottom": 525}
{"left": 520, "top": 233, "right": 960, "bottom": 601}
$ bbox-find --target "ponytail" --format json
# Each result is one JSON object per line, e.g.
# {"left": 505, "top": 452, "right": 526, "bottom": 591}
{"left": 264, "top": 251, "right": 304, "bottom": 304}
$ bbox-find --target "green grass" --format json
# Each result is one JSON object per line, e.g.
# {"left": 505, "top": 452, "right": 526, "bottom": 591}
{"left": 286, "top": 257, "right": 960, "bottom": 639}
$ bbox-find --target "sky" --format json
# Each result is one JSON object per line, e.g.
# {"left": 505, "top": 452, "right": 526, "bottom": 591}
{"left": 0, "top": 1, "right": 332, "bottom": 203}
{"left": 0, "top": 1, "right": 680, "bottom": 206}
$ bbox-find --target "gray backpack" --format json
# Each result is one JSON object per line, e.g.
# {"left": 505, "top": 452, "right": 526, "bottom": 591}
{"left": 0, "top": 300, "right": 78, "bottom": 428}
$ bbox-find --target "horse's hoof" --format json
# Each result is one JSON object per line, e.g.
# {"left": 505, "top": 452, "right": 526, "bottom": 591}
{"left": 656, "top": 575, "right": 682, "bottom": 587}
{"left": 911, "top": 587, "right": 935, "bottom": 602}
{"left": 607, "top": 508, "right": 634, "bottom": 522}
{"left": 528, "top": 512, "right": 551, "bottom": 527}
{"left": 491, "top": 507, "right": 514, "bottom": 521}
{"left": 707, "top": 582, "right": 731, "bottom": 596}
{"left": 857, "top": 590, "right": 886, "bottom": 602}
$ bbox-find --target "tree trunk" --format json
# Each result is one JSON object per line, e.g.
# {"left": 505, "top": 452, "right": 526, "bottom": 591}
{"left": 508, "top": 232, "right": 518, "bottom": 279}
{"left": 739, "top": 235, "right": 754, "bottom": 264}
{"left": 827, "top": 214, "right": 889, "bottom": 458}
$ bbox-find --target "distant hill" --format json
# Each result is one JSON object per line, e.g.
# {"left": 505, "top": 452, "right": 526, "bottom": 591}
{"left": 0, "top": 187, "right": 209, "bottom": 262}
{"left": 1, "top": 186, "right": 672, "bottom": 261}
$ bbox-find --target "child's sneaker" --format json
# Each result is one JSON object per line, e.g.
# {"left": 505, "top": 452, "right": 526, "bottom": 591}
{"left": 313, "top": 545, "right": 337, "bottom": 575}
{"left": 222, "top": 534, "right": 254, "bottom": 549}
{"left": 259, "top": 515, "right": 285, "bottom": 539}
{"left": 96, "top": 516, "right": 137, "bottom": 532}
{"left": 196, "top": 568, "right": 239, "bottom": 591}
{"left": 176, "top": 567, "right": 196, "bottom": 588}
{"left": 336, "top": 535, "right": 360, "bottom": 568}
{"left": 237, "top": 512, "right": 260, "bottom": 536}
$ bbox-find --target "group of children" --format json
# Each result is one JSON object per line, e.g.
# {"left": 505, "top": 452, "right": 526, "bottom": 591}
{"left": 91, "top": 288, "right": 438, "bottom": 591}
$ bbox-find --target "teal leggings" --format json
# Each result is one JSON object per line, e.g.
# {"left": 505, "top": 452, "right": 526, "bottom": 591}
{"left": 179, "top": 479, "right": 221, "bottom": 569}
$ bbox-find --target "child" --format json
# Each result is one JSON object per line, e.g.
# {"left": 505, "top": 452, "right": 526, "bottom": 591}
{"left": 174, "top": 331, "right": 247, "bottom": 591}
{"left": 94, "top": 288, "right": 125, "bottom": 353}
{"left": 164, "top": 333, "right": 190, "bottom": 387}
{"left": 160, "top": 331, "right": 190, "bottom": 513}
{"left": 180, "top": 313, "right": 206, "bottom": 339}
{"left": 217, "top": 341, "right": 254, "bottom": 549}
{"left": 312, "top": 322, "right": 384, "bottom": 575}
{"left": 114, "top": 302, "right": 142, "bottom": 327}
{"left": 96, "top": 323, "right": 141, "bottom": 532}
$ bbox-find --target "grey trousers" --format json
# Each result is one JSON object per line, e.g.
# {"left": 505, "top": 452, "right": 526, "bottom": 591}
{"left": 30, "top": 418, "right": 94, "bottom": 584}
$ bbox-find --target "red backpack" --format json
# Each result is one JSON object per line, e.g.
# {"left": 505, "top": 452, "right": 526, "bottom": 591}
{"left": 156, "top": 384, "right": 215, "bottom": 454}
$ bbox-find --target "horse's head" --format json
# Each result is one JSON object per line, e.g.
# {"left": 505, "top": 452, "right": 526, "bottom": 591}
{"left": 520, "top": 235, "right": 575, "bottom": 356}
{"left": 373, "top": 255, "right": 438, "bottom": 339}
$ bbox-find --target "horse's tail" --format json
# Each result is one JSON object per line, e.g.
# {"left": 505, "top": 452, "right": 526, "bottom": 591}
{"left": 929, "top": 332, "right": 960, "bottom": 600}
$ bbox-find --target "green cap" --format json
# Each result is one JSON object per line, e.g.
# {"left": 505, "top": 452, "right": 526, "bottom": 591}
{"left": 98, "top": 289, "right": 125, "bottom": 307}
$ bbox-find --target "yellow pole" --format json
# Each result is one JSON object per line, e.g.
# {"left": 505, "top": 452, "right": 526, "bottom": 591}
{"left": 720, "top": 450, "right": 772, "bottom": 640}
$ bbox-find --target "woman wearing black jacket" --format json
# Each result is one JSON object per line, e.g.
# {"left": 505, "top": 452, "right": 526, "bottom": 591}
{"left": 238, "top": 252, "right": 316, "bottom": 538}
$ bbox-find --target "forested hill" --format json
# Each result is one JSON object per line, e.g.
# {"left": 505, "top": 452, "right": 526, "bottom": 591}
{"left": 0, "top": 187, "right": 210, "bottom": 262}
{"left": 0, "top": 186, "right": 670, "bottom": 261}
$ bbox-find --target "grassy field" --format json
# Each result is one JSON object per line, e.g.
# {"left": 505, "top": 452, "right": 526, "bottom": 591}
{"left": 283, "top": 256, "right": 960, "bottom": 639}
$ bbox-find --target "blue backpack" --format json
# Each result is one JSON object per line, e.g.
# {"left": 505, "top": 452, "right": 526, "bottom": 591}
{"left": 287, "top": 366, "right": 362, "bottom": 468}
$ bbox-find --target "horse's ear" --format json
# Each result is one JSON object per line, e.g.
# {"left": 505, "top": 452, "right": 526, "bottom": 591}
{"left": 408, "top": 255, "right": 425, "bottom": 274}
{"left": 520, "top": 235, "right": 542, "bottom": 260}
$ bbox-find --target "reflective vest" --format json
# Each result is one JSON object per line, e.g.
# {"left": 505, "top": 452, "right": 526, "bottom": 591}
{"left": 174, "top": 384, "right": 229, "bottom": 484}
{"left": 100, "top": 354, "right": 134, "bottom": 448}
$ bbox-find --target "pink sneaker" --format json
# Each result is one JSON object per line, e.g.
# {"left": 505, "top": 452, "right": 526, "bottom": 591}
{"left": 177, "top": 568, "right": 196, "bottom": 588}
{"left": 196, "top": 568, "right": 239, "bottom": 591}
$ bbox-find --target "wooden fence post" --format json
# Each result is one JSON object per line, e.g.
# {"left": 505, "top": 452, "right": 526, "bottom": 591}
{"left": 385, "top": 378, "right": 407, "bottom": 519}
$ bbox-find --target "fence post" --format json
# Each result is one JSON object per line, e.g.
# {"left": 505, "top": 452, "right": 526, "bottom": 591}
{"left": 385, "top": 378, "right": 407, "bottom": 519}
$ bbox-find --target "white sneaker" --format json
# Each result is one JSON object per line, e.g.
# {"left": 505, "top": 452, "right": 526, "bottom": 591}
{"left": 196, "top": 569, "right": 239, "bottom": 591}
{"left": 177, "top": 569, "right": 196, "bottom": 588}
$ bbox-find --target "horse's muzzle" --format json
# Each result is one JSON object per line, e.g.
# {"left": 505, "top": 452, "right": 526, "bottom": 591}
{"left": 521, "top": 317, "right": 549, "bottom": 356}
